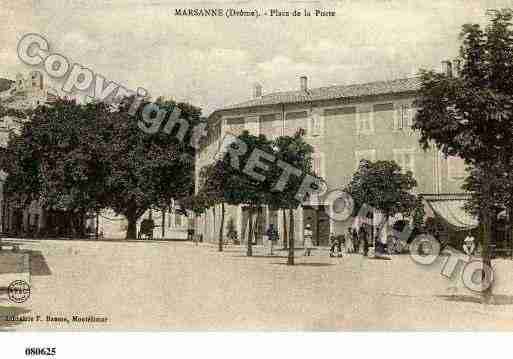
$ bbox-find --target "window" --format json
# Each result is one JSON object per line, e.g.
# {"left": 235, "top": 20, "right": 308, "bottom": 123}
{"left": 307, "top": 151, "right": 325, "bottom": 205}
{"left": 308, "top": 111, "right": 323, "bottom": 137}
{"left": 175, "top": 213, "right": 182, "bottom": 227}
{"left": 324, "top": 106, "right": 356, "bottom": 117}
{"left": 393, "top": 149, "right": 415, "bottom": 174}
{"left": 206, "top": 122, "right": 221, "bottom": 146}
{"left": 312, "top": 152, "right": 325, "bottom": 178}
{"left": 226, "top": 117, "right": 245, "bottom": 136}
{"left": 395, "top": 104, "right": 413, "bottom": 130}
{"left": 355, "top": 149, "right": 376, "bottom": 169}
{"left": 286, "top": 111, "right": 308, "bottom": 120}
{"left": 374, "top": 102, "right": 396, "bottom": 133}
{"left": 448, "top": 156, "right": 466, "bottom": 180}
{"left": 259, "top": 113, "right": 282, "bottom": 138}
{"left": 244, "top": 116, "right": 260, "bottom": 136}
{"left": 284, "top": 111, "right": 308, "bottom": 136}
{"left": 356, "top": 106, "right": 374, "bottom": 134}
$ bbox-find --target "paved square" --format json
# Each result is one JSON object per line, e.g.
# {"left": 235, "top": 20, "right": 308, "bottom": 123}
{"left": 1, "top": 239, "right": 513, "bottom": 330}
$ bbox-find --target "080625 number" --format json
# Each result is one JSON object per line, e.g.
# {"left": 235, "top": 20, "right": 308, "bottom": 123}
{"left": 25, "top": 347, "right": 56, "bottom": 356}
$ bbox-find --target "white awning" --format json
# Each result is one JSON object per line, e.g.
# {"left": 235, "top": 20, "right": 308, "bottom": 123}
{"left": 426, "top": 199, "right": 478, "bottom": 231}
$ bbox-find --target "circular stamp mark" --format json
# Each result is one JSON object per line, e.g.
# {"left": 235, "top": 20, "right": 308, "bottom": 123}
{"left": 7, "top": 280, "right": 31, "bottom": 303}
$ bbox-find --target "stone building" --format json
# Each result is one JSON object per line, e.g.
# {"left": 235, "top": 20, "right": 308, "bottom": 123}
{"left": 195, "top": 61, "right": 476, "bottom": 248}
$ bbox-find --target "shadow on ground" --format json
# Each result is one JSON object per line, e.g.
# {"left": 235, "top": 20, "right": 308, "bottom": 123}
{"left": 436, "top": 294, "right": 513, "bottom": 305}
{"left": 0, "top": 305, "right": 31, "bottom": 331}
{"left": 27, "top": 250, "right": 52, "bottom": 276}
{"left": 272, "top": 262, "right": 335, "bottom": 267}
{"left": 231, "top": 254, "right": 289, "bottom": 259}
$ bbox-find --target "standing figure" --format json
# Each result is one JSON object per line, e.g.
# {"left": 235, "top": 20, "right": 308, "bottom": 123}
{"left": 266, "top": 223, "right": 279, "bottom": 255}
{"left": 329, "top": 232, "right": 343, "bottom": 257}
{"left": 359, "top": 226, "right": 369, "bottom": 256}
{"left": 463, "top": 231, "right": 476, "bottom": 259}
{"left": 304, "top": 224, "right": 314, "bottom": 256}
{"left": 352, "top": 228, "right": 359, "bottom": 254}
{"left": 346, "top": 228, "right": 354, "bottom": 253}
{"left": 187, "top": 218, "right": 195, "bottom": 242}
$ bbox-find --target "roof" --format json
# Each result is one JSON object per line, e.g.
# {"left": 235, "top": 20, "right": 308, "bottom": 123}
{"left": 216, "top": 77, "right": 421, "bottom": 114}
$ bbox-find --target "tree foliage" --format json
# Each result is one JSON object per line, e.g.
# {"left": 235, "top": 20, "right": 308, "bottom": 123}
{"left": 1, "top": 97, "right": 202, "bottom": 239}
{"left": 268, "top": 129, "right": 317, "bottom": 264}
{"left": 346, "top": 160, "right": 418, "bottom": 218}
{"left": 413, "top": 9, "right": 513, "bottom": 299}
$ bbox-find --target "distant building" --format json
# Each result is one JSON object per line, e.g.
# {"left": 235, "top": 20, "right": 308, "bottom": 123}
{"left": 195, "top": 61, "right": 476, "bottom": 247}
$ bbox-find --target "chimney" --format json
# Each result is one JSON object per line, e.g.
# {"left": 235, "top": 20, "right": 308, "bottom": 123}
{"left": 441, "top": 60, "right": 452, "bottom": 77}
{"left": 300, "top": 76, "right": 308, "bottom": 91}
{"left": 253, "top": 83, "right": 262, "bottom": 98}
{"left": 452, "top": 59, "right": 461, "bottom": 77}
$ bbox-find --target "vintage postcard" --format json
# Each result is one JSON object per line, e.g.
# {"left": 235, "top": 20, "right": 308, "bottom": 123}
{"left": 1, "top": 0, "right": 513, "bottom": 338}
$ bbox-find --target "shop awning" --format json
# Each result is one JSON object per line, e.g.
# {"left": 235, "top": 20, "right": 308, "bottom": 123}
{"left": 424, "top": 196, "right": 478, "bottom": 231}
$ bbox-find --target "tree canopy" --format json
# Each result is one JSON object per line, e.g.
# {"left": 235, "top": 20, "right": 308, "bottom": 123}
{"left": 1, "top": 97, "right": 202, "bottom": 239}
{"left": 413, "top": 9, "right": 513, "bottom": 298}
{"left": 345, "top": 159, "right": 418, "bottom": 219}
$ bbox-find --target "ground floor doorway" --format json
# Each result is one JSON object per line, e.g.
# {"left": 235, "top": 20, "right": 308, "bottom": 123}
{"left": 302, "top": 205, "right": 330, "bottom": 246}
{"left": 241, "top": 206, "right": 265, "bottom": 245}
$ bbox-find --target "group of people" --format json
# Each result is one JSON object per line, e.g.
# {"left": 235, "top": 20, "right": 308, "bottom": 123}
{"left": 329, "top": 226, "right": 371, "bottom": 257}
{"left": 265, "top": 223, "right": 372, "bottom": 257}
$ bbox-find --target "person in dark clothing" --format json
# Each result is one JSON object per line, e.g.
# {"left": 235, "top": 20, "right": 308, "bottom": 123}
{"left": 359, "top": 226, "right": 369, "bottom": 256}
{"left": 329, "top": 232, "right": 343, "bottom": 257}
{"left": 266, "top": 224, "right": 279, "bottom": 255}
{"left": 352, "top": 228, "right": 359, "bottom": 254}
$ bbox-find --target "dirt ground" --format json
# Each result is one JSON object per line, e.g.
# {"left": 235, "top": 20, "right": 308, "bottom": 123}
{"left": 1, "top": 239, "right": 513, "bottom": 330}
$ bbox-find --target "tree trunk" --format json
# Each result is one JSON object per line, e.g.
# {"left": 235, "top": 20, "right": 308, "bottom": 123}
{"left": 203, "top": 210, "right": 207, "bottom": 243}
{"left": 95, "top": 211, "right": 99, "bottom": 240}
{"left": 219, "top": 202, "right": 225, "bottom": 252}
{"left": 508, "top": 204, "right": 513, "bottom": 260}
{"left": 69, "top": 211, "right": 76, "bottom": 238}
{"left": 161, "top": 209, "right": 166, "bottom": 239}
{"left": 481, "top": 209, "right": 493, "bottom": 302}
{"left": 213, "top": 206, "right": 216, "bottom": 244}
{"left": 78, "top": 210, "right": 86, "bottom": 238}
{"left": 126, "top": 216, "right": 138, "bottom": 240}
{"left": 282, "top": 209, "right": 288, "bottom": 250}
{"left": 287, "top": 208, "right": 295, "bottom": 265}
{"left": 247, "top": 207, "right": 254, "bottom": 256}
{"left": 480, "top": 171, "right": 494, "bottom": 303}
{"left": 125, "top": 209, "right": 140, "bottom": 239}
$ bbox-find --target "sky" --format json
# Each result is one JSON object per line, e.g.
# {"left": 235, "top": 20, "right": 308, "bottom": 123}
{"left": 1, "top": 0, "right": 512, "bottom": 115}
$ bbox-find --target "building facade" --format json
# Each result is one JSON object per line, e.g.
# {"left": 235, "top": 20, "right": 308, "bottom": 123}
{"left": 195, "top": 65, "right": 472, "bottom": 247}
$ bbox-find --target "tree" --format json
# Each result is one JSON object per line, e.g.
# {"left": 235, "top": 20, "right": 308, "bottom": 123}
{"left": 1, "top": 100, "right": 111, "bottom": 236}
{"left": 345, "top": 160, "right": 418, "bottom": 255}
{"left": 1, "top": 97, "right": 202, "bottom": 239}
{"left": 413, "top": 9, "right": 513, "bottom": 300}
{"left": 100, "top": 97, "right": 201, "bottom": 239}
{"left": 198, "top": 163, "right": 226, "bottom": 251}
{"left": 181, "top": 191, "right": 208, "bottom": 242}
{"left": 217, "top": 131, "right": 275, "bottom": 256}
{"left": 463, "top": 162, "right": 513, "bottom": 253}
{"left": 268, "top": 129, "right": 317, "bottom": 265}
